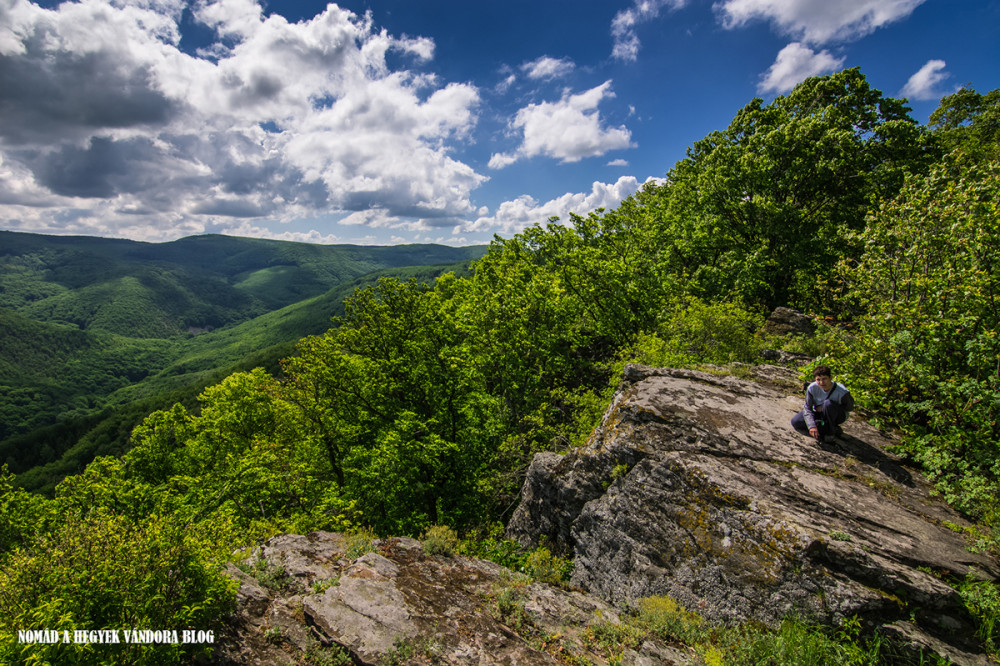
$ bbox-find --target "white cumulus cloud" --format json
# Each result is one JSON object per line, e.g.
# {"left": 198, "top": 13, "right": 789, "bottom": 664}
{"left": 489, "top": 81, "right": 634, "bottom": 169}
{"left": 758, "top": 42, "right": 845, "bottom": 93}
{"left": 462, "top": 176, "right": 645, "bottom": 235}
{"left": 715, "top": 0, "right": 927, "bottom": 44}
{"left": 900, "top": 59, "right": 950, "bottom": 100}
{"left": 0, "top": 0, "right": 485, "bottom": 241}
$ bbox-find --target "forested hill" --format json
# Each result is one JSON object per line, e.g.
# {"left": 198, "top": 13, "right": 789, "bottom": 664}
{"left": 0, "top": 232, "right": 486, "bottom": 490}
{"left": 0, "top": 230, "right": 486, "bottom": 335}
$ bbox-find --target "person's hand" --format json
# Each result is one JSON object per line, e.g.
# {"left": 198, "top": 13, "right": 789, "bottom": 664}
{"left": 809, "top": 427, "right": 819, "bottom": 439}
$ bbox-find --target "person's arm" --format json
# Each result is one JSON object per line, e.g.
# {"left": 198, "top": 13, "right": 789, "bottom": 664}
{"left": 803, "top": 387, "right": 817, "bottom": 430}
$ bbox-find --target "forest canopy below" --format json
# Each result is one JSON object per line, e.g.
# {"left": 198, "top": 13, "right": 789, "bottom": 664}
{"left": 1, "top": 69, "right": 999, "bottom": 664}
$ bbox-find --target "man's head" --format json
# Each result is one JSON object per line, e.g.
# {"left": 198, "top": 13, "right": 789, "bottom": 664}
{"left": 813, "top": 365, "right": 833, "bottom": 390}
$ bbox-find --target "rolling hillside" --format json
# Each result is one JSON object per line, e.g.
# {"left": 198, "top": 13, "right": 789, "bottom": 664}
{"left": 0, "top": 231, "right": 486, "bottom": 491}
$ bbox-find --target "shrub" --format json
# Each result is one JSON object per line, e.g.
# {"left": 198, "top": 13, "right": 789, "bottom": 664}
{"left": 422, "top": 524, "right": 460, "bottom": 557}
{"left": 959, "top": 576, "right": 1000, "bottom": 656}
{"left": 344, "top": 527, "right": 377, "bottom": 559}
{"left": 243, "top": 556, "right": 295, "bottom": 592}
{"left": 629, "top": 296, "right": 764, "bottom": 368}
{"left": 523, "top": 547, "right": 572, "bottom": 586}
{"left": 836, "top": 157, "right": 1000, "bottom": 520}
{"left": 637, "top": 595, "right": 706, "bottom": 644}
{"left": 0, "top": 510, "right": 236, "bottom": 665}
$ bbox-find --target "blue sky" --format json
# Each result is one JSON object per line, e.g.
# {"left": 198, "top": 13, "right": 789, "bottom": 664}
{"left": 0, "top": 0, "right": 997, "bottom": 246}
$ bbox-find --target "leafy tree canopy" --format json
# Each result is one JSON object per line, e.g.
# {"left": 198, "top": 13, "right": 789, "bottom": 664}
{"left": 634, "top": 67, "right": 931, "bottom": 311}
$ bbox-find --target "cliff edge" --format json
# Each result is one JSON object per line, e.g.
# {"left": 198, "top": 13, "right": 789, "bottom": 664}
{"left": 507, "top": 364, "right": 999, "bottom": 665}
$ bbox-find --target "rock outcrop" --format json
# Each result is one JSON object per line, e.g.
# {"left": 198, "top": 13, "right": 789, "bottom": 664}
{"left": 759, "top": 306, "right": 815, "bottom": 337}
{"left": 216, "top": 531, "right": 694, "bottom": 665}
{"left": 507, "top": 364, "right": 999, "bottom": 666}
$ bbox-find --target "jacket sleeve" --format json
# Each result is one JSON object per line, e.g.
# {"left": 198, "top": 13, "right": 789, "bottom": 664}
{"left": 841, "top": 388, "right": 854, "bottom": 413}
{"left": 803, "top": 387, "right": 817, "bottom": 430}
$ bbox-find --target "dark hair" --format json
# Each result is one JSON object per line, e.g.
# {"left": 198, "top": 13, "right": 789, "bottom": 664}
{"left": 813, "top": 365, "right": 832, "bottom": 378}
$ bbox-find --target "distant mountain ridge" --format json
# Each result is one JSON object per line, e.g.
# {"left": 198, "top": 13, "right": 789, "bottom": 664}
{"left": 0, "top": 230, "right": 487, "bottom": 337}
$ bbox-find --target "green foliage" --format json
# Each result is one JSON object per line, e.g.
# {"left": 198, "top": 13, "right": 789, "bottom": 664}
{"left": 284, "top": 277, "right": 501, "bottom": 534}
{"left": 311, "top": 577, "right": 340, "bottom": 594}
{"left": 0, "top": 465, "right": 58, "bottom": 553}
{"left": 929, "top": 87, "right": 1000, "bottom": 163}
{"left": 626, "top": 296, "right": 764, "bottom": 368}
{"left": 836, "top": 155, "right": 1000, "bottom": 518}
{"left": 378, "top": 636, "right": 442, "bottom": 666}
{"left": 422, "top": 524, "right": 460, "bottom": 557}
{"left": 588, "top": 599, "right": 895, "bottom": 666}
{"left": 636, "top": 595, "right": 707, "bottom": 644}
{"left": 121, "top": 369, "right": 357, "bottom": 539}
{"left": 344, "top": 527, "right": 378, "bottom": 560}
{"left": 523, "top": 547, "right": 572, "bottom": 586}
{"left": 958, "top": 576, "right": 1000, "bottom": 656}
{"left": 457, "top": 524, "right": 531, "bottom": 571}
{"left": 637, "top": 68, "right": 930, "bottom": 312}
{"left": 485, "top": 577, "right": 533, "bottom": 634}
{"left": 584, "top": 619, "right": 646, "bottom": 655}
{"left": 262, "top": 626, "right": 285, "bottom": 644}
{"left": 766, "top": 319, "right": 841, "bottom": 359}
{"left": 718, "top": 616, "right": 884, "bottom": 666}
{"left": 307, "top": 642, "right": 353, "bottom": 666}
{"left": 0, "top": 510, "right": 236, "bottom": 665}
{"left": 243, "top": 557, "right": 296, "bottom": 593}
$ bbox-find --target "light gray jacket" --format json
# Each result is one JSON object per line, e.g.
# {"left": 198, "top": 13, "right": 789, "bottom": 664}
{"left": 803, "top": 381, "right": 853, "bottom": 430}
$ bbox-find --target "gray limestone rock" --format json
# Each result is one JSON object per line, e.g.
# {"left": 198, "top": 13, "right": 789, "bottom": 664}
{"left": 215, "top": 531, "right": 683, "bottom": 665}
{"left": 507, "top": 365, "right": 999, "bottom": 665}
{"left": 760, "top": 306, "right": 816, "bottom": 337}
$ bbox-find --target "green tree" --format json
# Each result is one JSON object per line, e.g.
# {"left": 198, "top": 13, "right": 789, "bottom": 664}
{"left": 642, "top": 68, "right": 929, "bottom": 311}
{"left": 837, "top": 154, "right": 1000, "bottom": 519}
{"left": 0, "top": 465, "right": 57, "bottom": 553}
{"left": 929, "top": 87, "right": 1000, "bottom": 162}
{"left": 283, "top": 277, "right": 499, "bottom": 533}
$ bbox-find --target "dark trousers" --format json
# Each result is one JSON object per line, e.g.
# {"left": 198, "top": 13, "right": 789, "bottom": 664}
{"left": 791, "top": 399, "right": 847, "bottom": 436}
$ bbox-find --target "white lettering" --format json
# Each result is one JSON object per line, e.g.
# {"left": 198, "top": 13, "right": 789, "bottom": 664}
{"left": 17, "top": 630, "right": 60, "bottom": 643}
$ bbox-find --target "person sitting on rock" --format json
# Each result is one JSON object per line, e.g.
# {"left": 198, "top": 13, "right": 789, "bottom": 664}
{"left": 791, "top": 365, "right": 854, "bottom": 443}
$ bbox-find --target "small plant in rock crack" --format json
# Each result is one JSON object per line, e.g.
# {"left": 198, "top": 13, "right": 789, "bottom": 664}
{"left": 263, "top": 626, "right": 285, "bottom": 644}
{"left": 345, "top": 527, "right": 378, "bottom": 559}
{"left": 379, "top": 636, "right": 442, "bottom": 665}
{"left": 306, "top": 643, "right": 353, "bottom": 666}
{"left": 312, "top": 576, "right": 340, "bottom": 594}
{"left": 247, "top": 557, "right": 296, "bottom": 591}
{"left": 422, "top": 524, "right": 460, "bottom": 557}
{"left": 487, "top": 582, "right": 534, "bottom": 636}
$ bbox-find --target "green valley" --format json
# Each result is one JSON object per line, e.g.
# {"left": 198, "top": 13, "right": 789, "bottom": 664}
{"left": 0, "top": 232, "right": 486, "bottom": 491}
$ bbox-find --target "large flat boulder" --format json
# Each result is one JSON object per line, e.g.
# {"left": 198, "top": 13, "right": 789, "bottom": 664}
{"left": 507, "top": 365, "right": 999, "bottom": 665}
